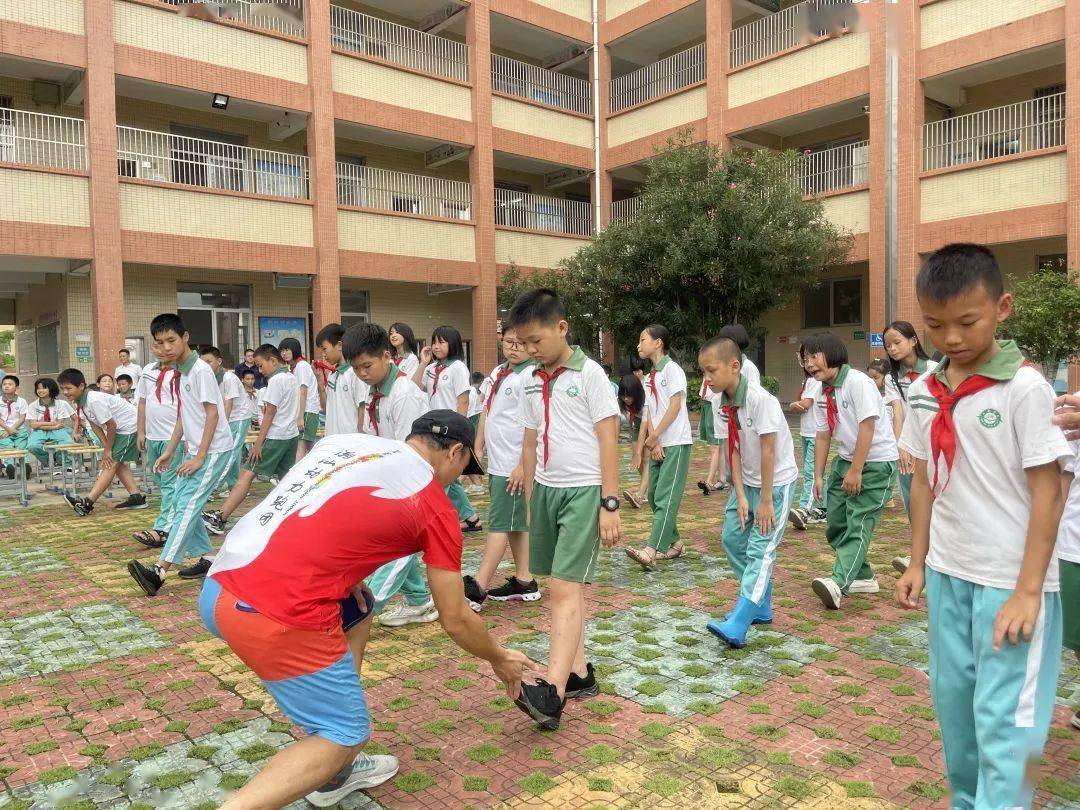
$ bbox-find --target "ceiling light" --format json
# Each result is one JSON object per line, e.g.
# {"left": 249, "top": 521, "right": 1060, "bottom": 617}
{"left": 211, "top": 93, "right": 230, "bottom": 110}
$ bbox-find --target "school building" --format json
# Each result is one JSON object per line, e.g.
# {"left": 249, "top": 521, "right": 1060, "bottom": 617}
{"left": 0, "top": 0, "right": 1077, "bottom": 398}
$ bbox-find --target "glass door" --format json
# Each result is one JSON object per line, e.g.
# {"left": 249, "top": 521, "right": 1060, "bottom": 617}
{"left": 177, "top": 283, "right": 252, "bottom": 367}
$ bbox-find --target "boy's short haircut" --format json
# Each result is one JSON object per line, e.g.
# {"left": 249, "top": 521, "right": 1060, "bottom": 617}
{"left": 240, "top": 369, "right": 256, "bottom": 378}
{"left": 506, "top": 288, "right": 566, "bottom": 329}
{"left": 116, "top": 374, "right": 133, "bottom": 385}
{"left": 342, "top": 323, "right": 390, "bottom": 361}
{"left": 119, "top": 348, "right": 129, "bottom": 357}
{"left": 699, "top": 336, "right": 741, "bottom": 363}
{"left": 150, "top": 313, "right": 186, "bottom": 338}
{"left": 58, "top": 368, "right": 87, "bottom": 388}
{"left": 253, "top": 344, "right": 284, "bottom": 363}
{"left": 718, "top": 324, "right": 750, "bottom": 351}
{"left": 199, "top": 346, "right": 222, "bottom": 360}
{"left": 470, "top": 371, "right": 485, "bottom": 385}
{"left": 916, "top": 243, "right": 1003, "bottom": 302}
{"left": 801, "top": 332, "right": 848, "bottom": 368}
{"left": 35, "top": 377, "right": 60, "bottom": 399}
{"left": 2, "top": 374, "right": 19, "bottom": 386}
{"left": 315, "top": 323, "right": 346, "bottom": 348}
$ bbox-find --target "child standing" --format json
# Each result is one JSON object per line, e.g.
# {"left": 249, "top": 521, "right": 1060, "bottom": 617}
{"left": 510, "top": 289, "right": 621, "bottom": 730}
{"left": 1057, "top": 402, "right": 1080, "bottom": 731}
{"left": 789, "top": 345, "right": 827, "bottom": 530}
{"left": 316, "top": 323, "right": 369, "bottom": 436}
{"left": 626, "top": 325, "right": 693, "bottom": 569}
{"left": 617, "top": 374, "right": 650, "bottom": 510}
{"left": 806, "top": 332, "right": 898, "bottom": 609}
{"left": 895, "top": 243, "right": 1070, "bottom": 808}
{"left": 199, "top": 347, "right": 249, "bottom": 496}
{"left": 26, "top": 378, "right": 75, "bottom": 467}
{"left": 389, "top": 322, "right": 421, "bottom": 381}
{"left": 696, "top": 375, "right": 728, "bottom": 497}
{"left": 132, "top": 346, "right": 180, "bottom": 550}
{"left": 278, "top": 337, "right": 320, "bottom": 461}
{"left": 700, "top": 337, "right": 798, "bottom": 647}
{"left": 465, "top": 371, "right": 487, "bottom": 493}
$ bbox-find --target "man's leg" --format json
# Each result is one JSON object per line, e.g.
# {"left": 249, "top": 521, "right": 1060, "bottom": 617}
{"left": 831, "top": 461, "right": 894, "bottom": 591}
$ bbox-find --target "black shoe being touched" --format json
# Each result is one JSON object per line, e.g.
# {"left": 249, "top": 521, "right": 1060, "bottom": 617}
{"left": 514, "top": 680, "right": 565, "bottom": 731}
{"left": 178, "top": 557, "right": 212, "bottom": 580}
{"left": 487, "top": 576, "right": 541, "bottom": 602}
{"left": 565, "top": 662, "right": 599, "bottom": 699}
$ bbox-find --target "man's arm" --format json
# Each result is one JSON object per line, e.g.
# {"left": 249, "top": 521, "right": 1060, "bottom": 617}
{"left": 596, "top": 415, "right": 622, "bottom": 546}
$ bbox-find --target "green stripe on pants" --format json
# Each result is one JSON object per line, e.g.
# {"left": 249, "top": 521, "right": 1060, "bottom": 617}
{"left": 646, "top": 443, "right": 691, "bottom": 553}
{"left": 824, "top": 457, "right": 896, "bottom": 591}
{"left": 160, "top": 451, "right": 231, "bottom": 565}
{"left": 145, "top": 438, "right": 182, "bottom": 534}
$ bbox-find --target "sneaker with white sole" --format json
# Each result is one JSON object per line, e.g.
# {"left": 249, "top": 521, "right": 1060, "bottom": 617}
{"left": 378, "top": 599, "right": 438, "bottom": 627}
{"left": 848, "top": 577, "right": 880, "bottom": 594}
{"left": 807, "top": 507, "right": 827, "bottom": 524}
{"left": 812, "top": 577, "right": 842, "bottom": 610}
{"left": 891, "top": 556, "right": 910, "bottom": 575}
{"left": 789, "top": 508, "right": 808, "bottom": 531}
{"left": 487, "top": 576, "right": 541, "bottom": 602}
{"left": 305, "top": 753, "right": 399, "bottom": 807}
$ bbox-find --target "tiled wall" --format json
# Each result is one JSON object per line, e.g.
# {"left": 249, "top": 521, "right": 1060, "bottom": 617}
{"left": 338, "top": 210, "right": 476, "bottom": 261}
{"left": 362, "top": 279, "right": 474, "bottom": 344}
{"left": 331, "top": 54, "right": 473, "bottom": 121}
{"left": 607, "top": 85, "right": 706, "bottom": 147}
{"left": 821, "top": 190, "right": 870, "bottom": 235}
{"left": 605, "top": 0, "right": 649, "bottom": 21}
{"left": 0, "top": 0, "right": 84, "bottom": 35}
{"left": 492, "top": 97, "right": 593, "bottom": 149}
{"left": 530, "top": 0, "right": 591, "bottom": 22}
{"left": 921, "top": 152, "right": 1067, "bottom": 222}
{"left": 494, "top": 230, "right": 587, "bottom": 268}
{"left": 0, "top": 169, "right": 90, "bottom": 227}
{"left": 921, "top": 0, "right": 1065, "bottom": 49}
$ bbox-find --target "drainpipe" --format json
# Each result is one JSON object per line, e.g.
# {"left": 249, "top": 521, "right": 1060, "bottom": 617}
{"left": 592, "top": 0, "right": 602, "bottom": 234}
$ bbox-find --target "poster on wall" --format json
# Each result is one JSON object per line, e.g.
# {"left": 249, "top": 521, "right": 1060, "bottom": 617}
{"left": 258, "top": 317, "right": 306, "bottom": 350}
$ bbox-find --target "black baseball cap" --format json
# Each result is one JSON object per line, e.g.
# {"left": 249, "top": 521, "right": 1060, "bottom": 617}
{"left": 410, "top": 410, "right": 485, "bottom": 476}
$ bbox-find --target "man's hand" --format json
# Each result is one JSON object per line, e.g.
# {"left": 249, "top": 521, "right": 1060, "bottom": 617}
{"left": 178, "top": 455, "right": 205, "bottom": 477}
{"left": 650, "top": 444, "right": 665, "bottom": 462}
{"left": 813, "top": 475, "right": 824, "bottom": 504}
{"left": 506, "top": 464, "right": 526, "bottom": 495}
{"left": 154, "top": 449, "right": 173, "bottom": 473}
{"left": 993, "top": 591, "right": 1042, "bottom": 651}
{"left": 894, "top": 565, "right": 924, "bottom": 610}
{"left": 842, "top": 467, "right": 863, "bottom": 496}
{"left": 599, "top": 508, "right": 622, "bottom": 547}
{"left": 756, "top": 500, "right": 775, "bottom": 535}
{"left": 1054, "top": 394, "right": 1080, "bottom": 441}
{"left": 737, "top": 494, "right": 750, "bottom": 529}
{"left": 490, "top": 648, "right": 543, "bottom": 700}
{"left": 250, "top": 441, "right": 264, "bottom": 463}
{"left": 898, "top": 449, "right": 915, "bottom": 476}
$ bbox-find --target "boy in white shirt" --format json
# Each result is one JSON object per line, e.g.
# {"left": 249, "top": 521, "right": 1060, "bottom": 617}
{"left": 115, "top": 348, "right": 142, "bottom": 387}
{"left": 1057, "top": 398, "right": 1080, "bottom": 732}
{"left": 316, "top": 323, "right": 368, "bottom": 436}
{"left": 700, "top": 337, "right": 799, "bottom": 648}
{"left": 279, "top": 337, "right": 320, "bottom": 461}
{"left": 718, "top": 324, "right": 761, "bottom": 386}
{"left": 895, "top": 243, "right": 1070, "bottom": 808}
{"left": 789, "top": 345, "right": 827, "bottom": 530}
{"left": 199, "top": 346, "right": 249, "bottom": 494}
{"left": 26, "top": 377, "right": 75, "bottom": 468}
{"left": 0, "top": 375, "right": 29, "bottom": 463}
{"left": 132, "top": 347, "right": 180, "bottom": 550}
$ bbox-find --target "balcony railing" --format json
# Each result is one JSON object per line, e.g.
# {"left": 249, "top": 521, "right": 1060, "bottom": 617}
{"left": 116, "top": 126, "right": 309, "bottom": 199}
{"left": 336, "top": 163, "right": 472, "bottom": 220}
{"left": 923, "top": 92, "right": 1066, "bottom": 172}
{"left": 0, "top": 109, "right": 86, "bottom": 172}
{"left": 495, "top": 188, "right": 593, "bottom": 236}
{"left": 162, "top": 0, "right": 305, "bottom": 37}
{"left": 610, "top": 42, "right": 705, "bottom": 114}
{"left": 491, "top": 54, "right": 591, "bottom": 115}
{"left": 794, "top": 139, "right": 869, "bottom": 196}
{"left": 330, "top": 5, "right": 469, "bottom": 83}
{"left": 610, "top": 196, "right": 643, "bottom": 224}
{"left": 730, "top": 0, "right": 865, "bottom": 69}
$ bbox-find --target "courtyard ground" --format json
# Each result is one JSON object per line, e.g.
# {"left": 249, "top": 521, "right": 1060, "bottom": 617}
{"left": 0, "top": 442, "right": 1077, "bottom": 808}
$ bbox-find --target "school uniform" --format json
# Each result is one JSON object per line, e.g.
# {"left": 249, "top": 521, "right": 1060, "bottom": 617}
{"left": 467, "top": 386, "right": 484, "bottom": 430}
{"left": 884, "top": 357, "right": 938, "bottom": 513}
{"left": 795, "top": 376, "right": 824, "bottom": 511}
{"left": 252, "top": 388, "right": 266, "bottom": 427}
{"left": 518, "top": 347, "right": 620, "bottom": 583}
{"left": 26, "top": 398, "right": 75, "bottom": 464}
{"left": 815, "top": 364, "right": 898, "bottom": 591}
{"left": 899, "top": 342, "right": 1070, "bottom": 810}
{"left": 250, "top": 368, "right": 301, "bottom": 480}
{"left": 483, "top": 360, "right": 533, "bottom": 533}
{"left": 713, "top": 355, "right": 760, "bottom": 445}
{"left": 396, "top": 352, "right": 419, "bottom": 380}
{"left": 77, "top": 390, "right": 139, "bottom": 463}
{"left": 291, "top": 358, "right": 321, "bottom": 442}
{"left": 0, "top": 395, "right": 29, "bottom": 450}
{"left": 698, "top": 379, "right": 720, "bottom": 445}
{"left": 423, "top": 358, "right": 476, "bottom": 522}
{"left": 115, "top": 362, "right": 143, "bottom": 387}
{"left": 324, "top": 363, "right": 369, "bottom": 436}
{"left": 160, "top": 353, "right": 235, "bottom": 566}
{"left": 1058, "top": 408, "right": 1080, "bottom": 655}
{"left": 643, "top": 356, "right": 693, "bottom": 553}
{"left": 137, "top": 363, "right": 181, "bottom": 535}
{"left": 217, "top": 368, "right": 249, "bottom": 490}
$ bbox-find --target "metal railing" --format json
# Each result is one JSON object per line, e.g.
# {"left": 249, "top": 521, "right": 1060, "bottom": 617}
{"left": 336, "top": 163, "right": 472, "bottom": 219}
{"left": 162, "top": 0, "right": 305, "bottom": 37}
{"left": 923, "top": 92, "right": 1066, "bottom": 172}
{"left": 730, "top": 0, "right": 865, "bottom": 69}
{"left": 494, "top": 188, "right": 593, "bottom": 236}
{"left": 116, "top": 126, "right": 310, "bottom": 199}
{"left": 610, "top": 196, "right": 643, "bottom": 224}
{"left": 0, "top": 109, "right": 86, "bottom": 171}
{"left": 491, "top": 54, "right": 591, "bottom": 115}
{"left": 610, "top": 42, "right": 705, "bottom": 113}
{"left": 329, "top": 5, "right": 469, "bottom": 82}
{"left": 794, "top": 139, "right": 869, "bottom": 196}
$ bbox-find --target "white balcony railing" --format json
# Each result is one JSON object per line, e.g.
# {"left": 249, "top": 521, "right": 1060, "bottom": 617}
{"left": 116, "top": 126, "right": 309, "bottom": 199}
{"left": 610, "top": 196, "right": 643, "bottom": 224}
{"left": 610, "top": 42, "right": 706, "bottom": 114}
{"left": 730, "top": 0, "right": 865, "bottom": 69}
{"left": 336, "top": 163, "right": 472, "bottom": 220}
{"left": 491, "top": 54, "right": 591, "bottom": 115}
{"left": 794, "top": 139, "right": 869, "bottom": 196}
{"left": 495, "top": 188, "right": 593, "bottom": 236}
{"left": 330, "top": 5, "right": 469, "bottom": 83}
{"left": 923, "top": 92, "right": 1066, "bottom": 172}
{"left": 0, "top": 109, "right": 86, "bottom": 172}
{"left": 162, "top": 0, "right": 305, "bottom": 37}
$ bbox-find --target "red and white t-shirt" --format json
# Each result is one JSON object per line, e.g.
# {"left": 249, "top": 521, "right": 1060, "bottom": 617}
{"left": 208, "top": 433, "right": 462, "bottom": 630}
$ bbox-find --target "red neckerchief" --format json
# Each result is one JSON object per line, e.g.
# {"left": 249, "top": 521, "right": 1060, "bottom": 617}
{"left": 627, "top": 406, "right": 637, "bottom": 426}
{"left": 536, "top": 366, "right": 568, "bottom": 466}
{"left": 924, "top": 373, "right": 998, "bottom": 495}
{"left": 648, "top": 370, "right": 659, "bottom": 406}
{"left": 430, "top": 362, "right": 446, "bottom": 395}
{"left": 367, "top": 367, "right": 402, "bottom": 436}
{"left": 485, "top": 364, "right": 513, "bottom": 413}
{"left": 3, "top": 396, "right": 13, "bottom": 419}
{"left": 905, "top": 370, "right": 921, "bottom": 382}
{"left": 154, "top": 367, "right": 181, "bottom": 415}
{"left": 314, "top": 359, "right": 335, "bottom": 385}
{"left": 699, "top": 378, "right": 709, "bottom": 398}
{"left": 722, "top": 403, "right": 740, "bottom": 469}
{"left": 823, "top": 384, "right": 839, "bottom": 432}
{"left": 40, "top": 398, "right": 51, "bottom": 422}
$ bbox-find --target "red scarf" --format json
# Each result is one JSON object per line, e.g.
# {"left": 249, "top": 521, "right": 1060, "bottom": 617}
{"left": 722, "top": 403, "right": 740, "bottom": 469}
{"left": 924, "top": 373, "right": 998, "bottom": 494}
{"left": 430, "top": 362, "right": 446, "bottom": 395}
{"left": 485, "top": 364, "right": 513, "bottom": 413}
{"left": 823, "top": 385, "right": 839, "bottom": 432}
{"left": 906, "top": 371, "right": 921, "bottom": 382}
{"left": 536, "top": 366, "right": 568, "bottom": 466}
{"left": 366, "top": 367, "right": 402, "bottom": 436}
{"left": 3, "top": 397, "right": 13, "bottom": 419}
{"left": 648, "top": 370, "right": 659, "bottom": 406}
{"left": 40, "top": 399, "right": 51, "bottom": 422}
{"left": 314, "top": 359, "right": 335, "bottom": 386}
{"left": 154, "top": 368, "right": 181, "bottom": 415}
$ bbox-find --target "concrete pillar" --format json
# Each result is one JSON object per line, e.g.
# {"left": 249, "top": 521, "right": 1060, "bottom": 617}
{"left": 1067, "top": 0, "right": 1080, "bottom": 391}
{"left": 894, "top": 0, "right": 923, "bottom": 335}
{"left": 706, "top": 0, "right": 731, "bottom": 149}
{"left": 867, "top": 0, "right": 887, "bottom": 351}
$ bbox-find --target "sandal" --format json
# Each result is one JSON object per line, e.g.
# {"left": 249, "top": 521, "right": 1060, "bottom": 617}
{"left": 461, "top": 516, "right": 483, "bottom": 533}
{"left": 625, "top": 546, "right": 657, "bottom": 570}
{"left": 622, "top": 489, "right": 642, "bottom": 509}
{"left": 659, "top": 542, "right": 684, "bottom": 560}
{"left": 133, "top": 529, "right": 166, "bottom": 549}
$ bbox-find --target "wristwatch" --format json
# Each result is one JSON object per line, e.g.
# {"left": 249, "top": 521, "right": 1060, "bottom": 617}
{"left": 600, "top": 495, "right": 620, "bottom": 512}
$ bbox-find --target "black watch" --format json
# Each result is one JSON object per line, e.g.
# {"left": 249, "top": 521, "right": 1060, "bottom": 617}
{"left": 600, "top": 495, "right": 620, "bottom": 512}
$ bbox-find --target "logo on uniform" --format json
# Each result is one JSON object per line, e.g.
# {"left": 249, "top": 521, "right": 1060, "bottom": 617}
{"left": 566, "top": 385, "right": 580, "bottom": 398}
{"left": 185, "top": 384, "right": 192, "bottom": 392}
{"left": 978, "top": 408, "right": 1002, "bottom": 429}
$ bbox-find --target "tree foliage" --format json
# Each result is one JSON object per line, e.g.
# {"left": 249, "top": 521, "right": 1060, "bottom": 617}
{"left": 1000, "top": 266, "right": 1080, "bottom": 377}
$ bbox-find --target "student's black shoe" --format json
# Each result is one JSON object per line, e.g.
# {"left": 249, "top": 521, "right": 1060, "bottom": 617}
{"left": 64, "top": 494, "right": 94, "bottom": 516}
{"left": 178, "top": 557, "right": 212, "bottom": 580}
{"left": 133, "top": 530, "right": 166, "bottom": 549}
{"left": 487, "top": 576, "right": 541, "bottom": 602}
{"left": 127, "top": 560, "right": 164, "bottom": 597}
{"left": 565, "top": 662, "right": 599, "bottom": 699}
{"left": 514, "top": 680, "right": 565, "bottom": 731}
{"left": 462, "top": 575, "right": 487, "bottom": 613}
{"left": 202, "top": 511, "right": 227, "bottom": 536}
{"left": 114, "top": 493, "right": 147, "bottom": 510}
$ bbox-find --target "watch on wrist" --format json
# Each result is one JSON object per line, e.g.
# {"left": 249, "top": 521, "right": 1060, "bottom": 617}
{"left": 600, "top": 495, "right": 620, "bottom": 512}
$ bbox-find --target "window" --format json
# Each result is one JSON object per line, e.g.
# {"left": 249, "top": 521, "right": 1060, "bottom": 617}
{"left": 1037, "top": 254, "right": 1067, "bottom": 274}
{"left": 803, "top": 277, "right": 862, "bottom": 328}
{"left": 177, "top": 282, "right": 251, "bottom": 310}
{"left": 341, "top": 289, "right": 370, "bottom": 329}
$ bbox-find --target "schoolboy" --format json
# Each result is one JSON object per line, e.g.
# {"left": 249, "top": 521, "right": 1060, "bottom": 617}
{"left": 59, "top": 369, "right": 145, "bottom": 513}
{"left": 895, "top": 244, "right": 1070, "bottom": 808}
{"left": 115, "top": 374, "right": 136, "bottom": 404}
{"left": 1057, "top": 405, "right": 1080, "bottom": 731}
{"left": 0, "top": 374, "right": 29, "bottom": 455}
{"left": 115, "top": 348, "right": 142, "bottom": 387}
{"left": 700, "top": 338, "right": 799, "bottom": 647}
{"left": 125, "top": 313, "right": 236, "bottom": 595}
{"left": 317, "top": 323, "right": 369, "bottom": 436}
{"left": 198, "top": 346, "right": 248, "bottom": 494}
{"left": 202, "top": 344, "right": 300, "bottom": 537}
{"left": 132, "top": 345, "right": 181, "bottom": 549}
{"left": 806, "top": 332, "right": 898, "bottom": 610}
{"left": 510, "top": 289, "right": 621, "bottom": 729}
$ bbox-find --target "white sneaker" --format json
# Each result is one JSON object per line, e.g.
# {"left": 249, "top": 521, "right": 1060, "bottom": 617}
{"left": 305, "top": 753, "right": 399, "bottom": 807}
{"left": 378, "top": 599, "right": 439, "bottom": 627}
{"left": 891, "top": 556, "right": 910, "bottom": 575}
{"left": 812, "top": 577, "right": 842, "bottom": 610}
{"left": 848, "top": 578, "right": 880, "bottom": 594}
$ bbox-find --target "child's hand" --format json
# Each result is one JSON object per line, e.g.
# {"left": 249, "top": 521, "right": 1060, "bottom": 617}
{"left": 813, "top": 476, "right": 824, "bottom": 503}
{"left": 993, "top": 591, "right": 1042, "bottom": 650}
{"left": 756, "top": 500, "right": 775, "bottom": 535}
{"left": 650, "top": 444, "right": 665, "bottom": 462}
{"left": 506, "top": 464, "right": 525, "bottom": 495}
{"left": 599, "top": 509, "right": 622, "bottom": 548}
{"left": 842, "top": 467, "right": 863, "bottom": 495}
{"left": 137, "top": 433, "right": 146, "bottom": 453}
{"left": 101, "top": 453, "right": 115, "bottom": 470}
{"left": 737, "top": 495, "right": 750, "bottom": 529}
{"left": 899, "top": 449, "right": 915, "bottom": 476}
{"left": 250, "top": 442, "right": 264, "bottom": 462}
{"left": 420, "top": 346, "right": 433, "bottom": 364}
{"left": 894, "top": 566, "right": 924, "bottom": 609}
{"left": 178, "top": 455, "right": 205, "bottom": 477}
{"left": 154, "top": 450, "right": 173, "bottom": 472}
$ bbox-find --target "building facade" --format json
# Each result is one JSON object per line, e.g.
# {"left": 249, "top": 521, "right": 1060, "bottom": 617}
{"left": 0, "top": 0, "right": 1077, "bottom": 397}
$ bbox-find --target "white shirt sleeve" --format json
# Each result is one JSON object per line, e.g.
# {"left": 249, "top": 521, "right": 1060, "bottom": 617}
{"left": 85, "top": 394, "right": 111, "bottom": 427}
{"left": 754, "top": 392, "right": 786, "bottom": 436}
{"left": 450, "top": 362, "right": 471, "bottom": 400}
{"left": 294, "top": 361, "right": 317, "bottom": 390}
{"left": 351, "top": 373, "right": 369, "bottom": 408}
{"left": 667, "top": 362, "right": 688, "bottom": 397}
{"left": 193, "top": 367, "right": 219, "bottom": 406}
{"left": 56, "top": 399, "right": 75, "bottom": 421}
{"left": 262, "top": 376, "right": 285, "bottom": 409}
{"left": 850, "top": 375, "right": 883, "bottom": 424}
{"left": 898, "top": 381, "right": 930, "bottom": 460}
{"left": 584, "top": 364, "right": 620, "bottom": 425}
{"left": 813, "top": 390, "right": 829, "bottom": 433}
{"left": 1012, "top": 376, "right": 1073, "bottom": 470}
{"left": 389, "top": 388, "right": 427, "bottom": 443}
{"left": 517, "top": 371, "right": 539, "bottom": 430}
{"left": 222, "top": 373, "right": 243, "bottom": 406}
{"left": 883, "top": 373, "right": 900, "bottom": 404}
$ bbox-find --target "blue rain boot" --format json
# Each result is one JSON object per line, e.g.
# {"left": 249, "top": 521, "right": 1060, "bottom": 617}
{"left": 722, "top": 583, "right": 773, "bottom": 625}
{"left": 706, "top": 597, "right": 758, "bottom": 649}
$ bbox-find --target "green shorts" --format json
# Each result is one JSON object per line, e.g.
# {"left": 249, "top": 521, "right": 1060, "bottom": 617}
{"left": 529, "top": 483, "right": 600, "bottom": 584}
{"left": 699, "top": 402, "right": 720, "bottom": 445}
{"left": 469, "top": 414, "right": 481, "bottom": 431}
{"left": 488, "top": 474, "right": 528, "bottom": 533}
{"left": 248, "top": 436, "right": 298, "bottom": 479}
{"left": 1062, "top": 559, "right": 1080, "bottom": 652}
{"left": 111, "top": 432, "right": 140, "bottom": 464}
{"left": 302, "top": 412, "right": 320, "bottom": 442}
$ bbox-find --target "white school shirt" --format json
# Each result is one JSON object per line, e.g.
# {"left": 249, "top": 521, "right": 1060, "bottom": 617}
{"left": 741, "top": 355, "right": 761, "bottom": 387}
{"left": 883, "top": 358, "right": 939, "bottom": 419}
{"left": 253, "top": 388, "right": 266, "bottom": 426}
{"left": 80, "top": 390, "right": 138, "bottom": 436}
{"left": 467, "top": 387, "right": 484, "bottom": 418}
{"left": 0, "top": 396, "right": 28, "bottom": 429}
{"left": 26, "top": 398, "right": 74, "bottom": 426}
{"left": 423, "top": 359, "right": 470, "bottom": 413}
{"left": 715, "top": 355, "right": 761, "bottom": 433}
{"left": 484, "top": 361, "right": 532, "bottom": 477}
{"left": 261, "top": 369, "right": 301, "bottom": 440}
{"left": 115, "top": 362, "right": 142, "bottom": 386}
{"left": 219, "top": 370, "right": 247, "bottom": 424}
{"left": 136, "top": 363, "right": 179, "bottom": 442}
{"left": 364, "top": 365, "right": 429, "bottom": 443}
{"left": 795, "top": 376, "right": 822, "bottom": 438}
{"left": 325, "top": 363, "right": 369, "bottom": 436}
{"left": 720, "top": 376, "right": 799, "bottom": 489}
{"left": 643, "top": 356, "right": 693, "bottom": 447}
{"left": 898, "top": 344, "right": 1071, "bottom": 591}
{"left": 176, "top": 354, "right": 234, "bottom": 457}
{"left": 1057, "top": 416, "right": 1080, "bottom": 565}
{"left": 396, "top": 352, "right": 420, "bottom": 379}
{"left": 291, "top": 359, "right": 321, "bottom": 415}
{"left": 517, "top": 347, "right": 620, "bottom": 488}
{"left": 813, "top": 366, "right": 898, "bottom": 463}
{"left": 233, "top": 390, "right": 258, "bottom": 425}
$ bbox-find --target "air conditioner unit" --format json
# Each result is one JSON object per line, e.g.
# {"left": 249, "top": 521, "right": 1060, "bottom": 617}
{"left": 425, "top": 143, "right": 470, "bottom": 168}
{"left": 274, "top": 273, "right": 312, "bottom": 289}
{"left": 421, "top": 2, "right": 464, "bottom": 33}
{"left": 427, "top": 283, "right": 471, "bottom": 296}
{"left": 544, "top": 168, "right": 591, "bottom": 190}
{"left": 543, "top": 44, "right": 587, "bottom": 70}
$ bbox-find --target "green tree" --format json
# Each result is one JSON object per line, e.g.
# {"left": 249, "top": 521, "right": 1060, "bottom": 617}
{"left": 1000, "top": 266, "right": 1080, "bottom": 380}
